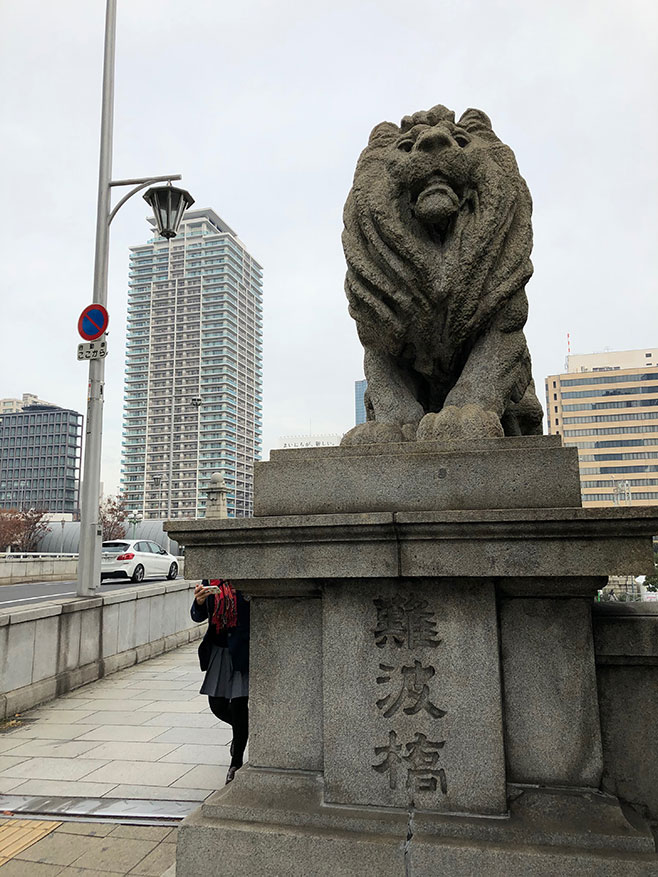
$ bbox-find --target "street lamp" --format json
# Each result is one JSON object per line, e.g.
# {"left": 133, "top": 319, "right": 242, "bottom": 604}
{"left": 143, "top": 185, "right": 195, "bottom": 239}
{"left": 126, "top": 511, "right": 142, "bottom": 540}
{"left": 76, "top": 0, "right": 194, "bottom": 597}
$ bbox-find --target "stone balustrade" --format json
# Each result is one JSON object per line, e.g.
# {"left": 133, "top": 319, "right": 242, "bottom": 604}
{"left": 593, "top": 601, "right": 658, "bottom": 821}
{"left": 0, "top": 555, "right": 185, "bottom": 585}
{"left": 0, "top": 580, "right": 202, "bottom": 720}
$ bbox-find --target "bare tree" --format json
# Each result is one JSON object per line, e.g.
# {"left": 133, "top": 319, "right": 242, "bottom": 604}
{"left": 99, "top": 495, "right": 128, "bottom": 542}
{"left": 15, "top": 509, "right": 51, "bottom": 552}
{"left": 0, "top": 509, "right": 50, "bottom": 552}
{"left": 0, "top": 509, "right": 24, "bottom": 551}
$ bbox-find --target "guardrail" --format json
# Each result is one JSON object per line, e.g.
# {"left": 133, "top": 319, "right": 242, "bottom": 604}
{"left": 0, "top": 555, "right": 184, "bottom": 585}
{"left": 0, "top": 556, "right": 80, "bottom": 585}
{"left": 0, "top": 553, "right": 79, "bottom": 560}
{"left": 592, "top": 601, "right": 658, "bottom": 821}
{"left": 0, "top": 580, "right": 203, "bottom": 720}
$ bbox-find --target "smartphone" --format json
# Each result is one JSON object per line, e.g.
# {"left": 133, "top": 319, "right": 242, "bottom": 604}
{"left": 204, "top": 585, "right": 221, "bottom": 593}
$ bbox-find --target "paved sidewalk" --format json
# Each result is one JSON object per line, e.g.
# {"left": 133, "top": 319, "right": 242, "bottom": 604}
{"left": 0, "top": 641, "right": 233, "bottom": 874}
{"left": 0, "top": 643, "right": 231, "bottom": 805}
{"left": 0, "top": 818, "right": 178, "bottom": 875}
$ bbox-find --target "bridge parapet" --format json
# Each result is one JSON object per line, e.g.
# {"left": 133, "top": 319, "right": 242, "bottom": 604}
{"left": 0, "top": 580, "right": 201, "bottom": 720}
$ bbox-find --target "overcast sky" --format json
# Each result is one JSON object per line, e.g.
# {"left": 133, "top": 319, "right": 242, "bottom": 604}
{"left": 1, "top": 0, "right": 656, "bottom": 494}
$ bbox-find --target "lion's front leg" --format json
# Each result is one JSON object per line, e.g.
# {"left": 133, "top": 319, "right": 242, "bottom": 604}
{"left": 341, "top": 348, "right": 425, "bottom": 446}
{"left": 417, "top": 319, "right": 533, "bottom": 442}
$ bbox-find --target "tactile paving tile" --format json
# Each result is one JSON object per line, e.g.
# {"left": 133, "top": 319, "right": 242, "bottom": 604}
{"left": 0, "top": 818, "right": 61, "bottom": 863}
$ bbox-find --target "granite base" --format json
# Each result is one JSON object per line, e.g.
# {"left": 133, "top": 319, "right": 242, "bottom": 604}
{"left": 176, "top": 768, "right": 657, "bottom": 877}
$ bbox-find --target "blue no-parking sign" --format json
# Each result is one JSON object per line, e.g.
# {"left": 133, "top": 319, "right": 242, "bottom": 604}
{"left": 78, "top": 304, "right": 109, "bottom": 341}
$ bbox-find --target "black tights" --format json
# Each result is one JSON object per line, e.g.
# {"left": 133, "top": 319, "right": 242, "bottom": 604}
{"left": 208, "top": 696, "right": 249, "bottom": 768}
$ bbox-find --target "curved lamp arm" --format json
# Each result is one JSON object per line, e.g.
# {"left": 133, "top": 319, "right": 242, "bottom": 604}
{"left": 108, "top": 173, "right": 182, "bottom": 225}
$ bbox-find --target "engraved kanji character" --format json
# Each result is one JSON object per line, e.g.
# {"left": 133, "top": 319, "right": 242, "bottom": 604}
{"left": 376, "top": 660, "right": 447, "bottom": 719}
{"left": 372, "top": 730, "right": 403, "bottom": 789}
{"left": 373, "top": 594, "right": 441, "bottom": 649}
{"left": 404, "top": 733, "right": 447, "bottom": 794}
{"left": 405, "top": 597, "right": 441, "bottom": 649}
{"left": 374, "top": 596, "right": 407, "bottom": 647}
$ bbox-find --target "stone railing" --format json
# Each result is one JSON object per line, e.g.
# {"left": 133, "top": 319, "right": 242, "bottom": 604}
{"left": 593, "top": 601, "right": 658, "bottom": 822}
{"left": 0, "top": 580, "right": 201, "bottom": 721}
{"left": 0, "top": 554, "right": 79, "bottom": 585}
{"left": 0, "top": 554, "right": 185, "bottom": 585}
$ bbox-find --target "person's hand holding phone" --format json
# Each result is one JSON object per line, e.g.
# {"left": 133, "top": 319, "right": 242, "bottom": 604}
{"left": 194, "top": 582, "right": 215, "bottom": 605}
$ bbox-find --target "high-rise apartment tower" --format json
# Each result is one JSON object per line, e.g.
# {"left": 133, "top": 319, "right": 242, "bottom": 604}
{"left": 546, "top": 348, "right": 658, "bottom": 507}
{"left": 121, "top": 208, "right": 263, "bottom": 518}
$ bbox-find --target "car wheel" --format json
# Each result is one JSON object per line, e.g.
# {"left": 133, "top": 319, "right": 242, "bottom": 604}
{"left": 132, "top": 564, "right": 145, "bottom": 583}
{"left": 167, "top": 562, "right": 178, "bottom": 580}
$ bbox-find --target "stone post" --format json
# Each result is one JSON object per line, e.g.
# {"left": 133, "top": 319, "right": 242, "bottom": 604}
{"left": 166, "top": 437, "right": 658, "bottom": 876}
{"left": 204, "top": 472, "right": 228, "bottom": 520}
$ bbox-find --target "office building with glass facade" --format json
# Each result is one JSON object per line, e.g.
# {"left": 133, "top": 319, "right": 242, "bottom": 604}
{"left": 546, "top": 348, "right": 658, "bottom": 507}
{"left": 121, "top": 208, "right": 263, "bottom": 518}
{"left": 355, "top": 379, "right": 367, "bottom": 425}
{"left": 0, "top": 403, "right": 82, "bottom": 513}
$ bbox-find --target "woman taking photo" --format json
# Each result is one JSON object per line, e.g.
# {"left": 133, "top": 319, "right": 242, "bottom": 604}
{"left": 191, "top": 579, "right": 250, "bottom": 784}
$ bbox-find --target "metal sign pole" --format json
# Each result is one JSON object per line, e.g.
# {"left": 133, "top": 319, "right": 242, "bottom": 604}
{"left": 75, "top": 1, "right": 190, "bottom": 598}
{"left": 77, "top": 0, "right": 116, "bottom": 597}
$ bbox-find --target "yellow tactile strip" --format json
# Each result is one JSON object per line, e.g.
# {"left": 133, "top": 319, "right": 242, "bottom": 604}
{"left": 0, "top": 818, "right": 62, "bottom": 865}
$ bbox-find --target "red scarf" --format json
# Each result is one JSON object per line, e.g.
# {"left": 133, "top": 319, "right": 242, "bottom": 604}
{"left": 209, "top": 579, "right": 238, "bottom": 632}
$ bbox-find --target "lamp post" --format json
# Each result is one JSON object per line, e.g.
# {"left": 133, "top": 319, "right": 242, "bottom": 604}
{"left": 127, "top": 510, "right": 142, "bottom": 540}
{"left": 152, "top": 473, "right": 170, "bottom": 551}
{"left": 191, "top": 396, "right": 202, "bottom": 518}
{"left": 76, "top": 0, "right": 194, "bottom": 596}
{"left": 152, "top": 474, "right": 163, "bottom": 519}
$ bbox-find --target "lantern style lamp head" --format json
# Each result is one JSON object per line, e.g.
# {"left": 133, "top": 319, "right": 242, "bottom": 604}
{"left": 143, "top": 184, "right": 195, "bottom": 239}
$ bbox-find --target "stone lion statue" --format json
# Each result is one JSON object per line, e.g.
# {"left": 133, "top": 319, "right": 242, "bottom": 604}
{"left": 341, "top": 104, "right": 544, "bottom": 445}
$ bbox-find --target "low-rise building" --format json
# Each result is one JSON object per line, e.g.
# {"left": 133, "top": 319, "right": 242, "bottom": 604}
{"left": 0, "top": 393, "right": 55, "bottom": 414}
{"left": 546, "top": 348, "right": 658, "bottom": 507}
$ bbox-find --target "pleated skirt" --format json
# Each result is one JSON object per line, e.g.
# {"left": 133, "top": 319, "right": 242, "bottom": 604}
{"left": 200, "top": 644, "right": 249, "bottom": 699}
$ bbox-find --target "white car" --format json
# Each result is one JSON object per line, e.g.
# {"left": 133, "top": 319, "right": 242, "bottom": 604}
{"left": 101, "top": 539, "right": 179, "bottom": 583}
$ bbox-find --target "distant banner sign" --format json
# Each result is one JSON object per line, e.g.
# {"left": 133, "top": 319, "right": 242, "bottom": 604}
{"left": 78, "top": 304, "right": 109, "bottom": 341}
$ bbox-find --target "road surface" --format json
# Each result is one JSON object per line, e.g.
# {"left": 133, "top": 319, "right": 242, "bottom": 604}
{"left": 0, "top": 577, "right": 190, "bottom": 610}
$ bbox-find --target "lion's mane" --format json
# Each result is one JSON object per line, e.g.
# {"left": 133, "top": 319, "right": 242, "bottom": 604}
{"left": 342, "top": 105, "right": 533, "bottom": 382}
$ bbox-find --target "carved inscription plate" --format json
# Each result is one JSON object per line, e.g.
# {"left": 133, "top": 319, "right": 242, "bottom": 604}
{"left": 322, "top": 579, "right": 506, "bottom": 814}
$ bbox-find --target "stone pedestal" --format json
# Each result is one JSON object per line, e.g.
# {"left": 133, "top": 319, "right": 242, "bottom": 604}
{"left": 167, "top": 437, "right": 658, "bottom": 876}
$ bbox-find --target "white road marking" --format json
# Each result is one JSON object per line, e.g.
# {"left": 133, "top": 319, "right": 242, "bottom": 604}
{"left": 0, "top": 580, "right": 77, "bottom": 589}
{"left": 0, "top": 591, "right": 75, "bottom": 605}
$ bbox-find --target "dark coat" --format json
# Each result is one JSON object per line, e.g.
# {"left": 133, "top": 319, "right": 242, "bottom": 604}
{"left": 191, "top": 588, "right": 250, "bottom": 674}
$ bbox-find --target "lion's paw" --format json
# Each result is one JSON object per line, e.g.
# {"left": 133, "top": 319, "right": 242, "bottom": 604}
{"left": 416, "top": 405, "right": 504, "bottom": 442}
{"left": 341, "top": 422, "right": 416, "bottom": 446}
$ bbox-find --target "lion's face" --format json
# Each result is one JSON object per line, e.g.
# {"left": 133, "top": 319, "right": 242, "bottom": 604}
{"left": 360, "top": 106, "right": 518, "bottom": 250}
{"left": 391, "top": 120, "right": 483, "bottom": 241}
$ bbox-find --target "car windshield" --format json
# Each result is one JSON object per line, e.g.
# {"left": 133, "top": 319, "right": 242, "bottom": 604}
{"left": 102, "top": 542, "right": 130, "bottom": 553}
